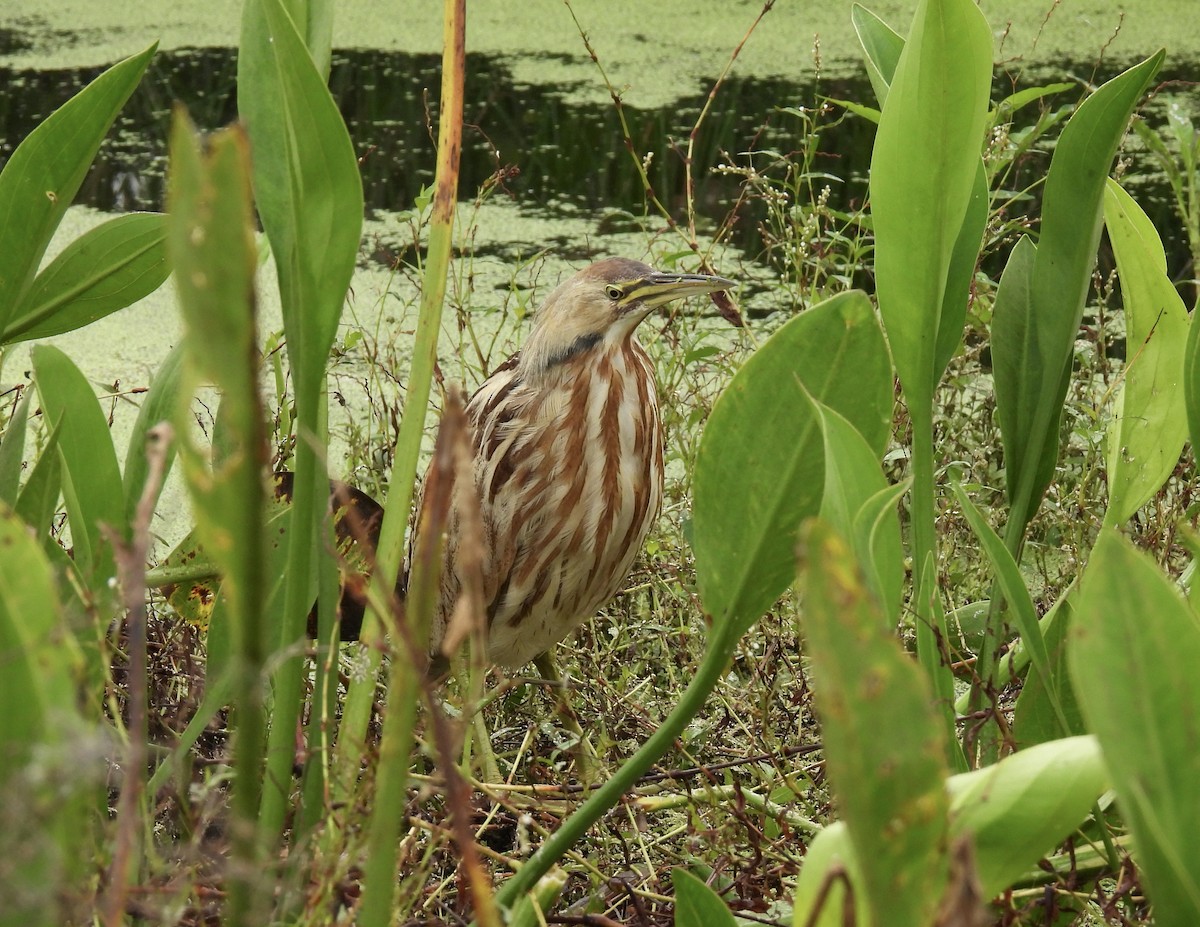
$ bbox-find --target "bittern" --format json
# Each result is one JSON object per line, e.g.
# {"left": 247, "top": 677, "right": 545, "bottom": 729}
{"left": 423, "top": 258, "right": 735, "bottom": 676}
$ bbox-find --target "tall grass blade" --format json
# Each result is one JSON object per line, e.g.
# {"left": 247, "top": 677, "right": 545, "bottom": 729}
{"left": 356, "top": 1, "right": 467, "bottom": 923}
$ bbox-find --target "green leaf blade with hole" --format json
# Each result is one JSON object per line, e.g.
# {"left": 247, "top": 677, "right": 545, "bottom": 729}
{"left": 799, "top": 519, "right": 950, "bottom": 927}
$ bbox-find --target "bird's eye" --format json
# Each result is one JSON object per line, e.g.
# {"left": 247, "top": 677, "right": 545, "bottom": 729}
{"left": 604, "top": 284, "right": 623, "bottom": 301}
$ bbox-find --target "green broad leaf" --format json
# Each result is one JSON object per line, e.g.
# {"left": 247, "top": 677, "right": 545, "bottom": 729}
{"left": 0, "top": 387, "right": 31, "bottom": 505}
{"left": 672, "top": 869, "right": 737, "bottom": 927}
{"left": 817, "top": 402, "right": 904, "bottom": 626}
{"left": 691, "top": 291, "right": 891, "bottom": 637}
{"left": 948, "top": 735, "right": 1106, "bottom": 897}
{"left": 0, "top": 44, "right": 156, "bottom": 333}
{"left": 31, "top": 345, "right": 124, "bottom": 585}
{"left": 3, "top": 212, "right": 169, "bottom": 345}
{"left": 853, "top": 0, "right": 990, "bottom": 365}
{"left": 1102, "top": 179, "right": 1190, "bottom": 526}
{"left": 851, "top": 3, "right": 904, "bottom": 105}
{"left": 792, "top": 736, "right": 1107, "bottom": 925}
{"left": 238, "top": 0, "right": 363, "bottom": 392}
{"left": 870, "top": 0, "right": 991, "bottom": 406}
{"left": 1070, "top": 530, "right": 1200, "bottom": 925}
{"left": 799, "top": 519, "right": 950, "bottom": 927}
{"left": 122, "top": 343, "right": 184, "bottom": 526}
{"left": 991, "top": 52, "right": 1163, "bottom": 538}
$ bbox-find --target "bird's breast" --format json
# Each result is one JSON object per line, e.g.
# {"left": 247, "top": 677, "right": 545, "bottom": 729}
{"left": 477, "top": 340, "right": 664, "bottom": 667}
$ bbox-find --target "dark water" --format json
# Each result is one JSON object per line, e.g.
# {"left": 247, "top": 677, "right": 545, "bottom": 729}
{"left": 0, "top": 47, "right": 1192, "bottom": 278}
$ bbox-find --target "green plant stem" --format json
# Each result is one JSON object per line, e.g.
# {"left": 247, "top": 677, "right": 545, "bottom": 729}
{"left": 332, "top": 0, "right": 464, "bottom": 855}
{"left": 636, "top": 784, "right": 821, "bottom": 834}
{"left": 967, "top": 468, "right": 1034, "bottom": 764}
{"left": 488, "top": 640, "right": 733, "bottom": 915}
{"left": 299, "top": 510, "right": 343, "bottom": 835}
{"left": 143, "top": 559, "right": 219, "bottom": 589}
{"left": 909, "top": 405, "right": 965, "bottom": 772}
{"left": 259, "top": 393, "right": 325, "bottom": 839}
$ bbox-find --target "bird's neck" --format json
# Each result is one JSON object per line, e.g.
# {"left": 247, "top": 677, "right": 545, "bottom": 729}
{"left": 519, "top": 328, "right": 638, "bottom": 382}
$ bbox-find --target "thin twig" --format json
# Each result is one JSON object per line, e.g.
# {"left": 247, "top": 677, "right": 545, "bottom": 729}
{"left": 101, "top": 422, "right": 173, "bottom": 927}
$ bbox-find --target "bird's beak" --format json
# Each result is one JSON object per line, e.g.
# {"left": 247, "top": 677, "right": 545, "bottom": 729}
{"left": 620, "top": 272, "right": 736, "bottom": 311}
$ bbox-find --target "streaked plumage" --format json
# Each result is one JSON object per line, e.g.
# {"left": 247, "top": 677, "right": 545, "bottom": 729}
{"left": 424, "top": 258, "right": 734, "bottom": 670}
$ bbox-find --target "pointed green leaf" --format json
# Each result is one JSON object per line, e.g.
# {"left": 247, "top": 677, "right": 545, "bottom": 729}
{"left": 14, "top": 419, "right": 63, "bottom": 541}
{"left": 237, "top": 0, "right": 363, "bottom": 390}
{"left": 122, "top": 343, "right": 184, "bottom": 526}
{"left": 1188, "top": 299, "right": 1200, "bottom": 456}
{"left": 1012, "top": 595, "right": 1086, "bottom": 745}
{"left": 792, "top": 736, "right": 1107, "bottom": 924}
{"left": 852, "top": 3, "right": 904, "bottom": 105}
{"left": 692, "top": 291, "right": 891, "bottom": 636}
{"left": 1102, "top": 179, "right": 1190, "bottom": 526}
{"left": 3, "top": 213, "right": 169, "bottom": 344}
{"left": 0, "top": 44, "right": 156, "bottom": 331}
{"left": 818, "top": 402, "right": 904, "bottom": 625}
{"left": 800, "top": 519, "right": 950, "bottom": 927}
{"left": 992, "top": 52, "right": 1164, "bottom": 535}
{"left": 950, "top": 479, "right": 1066, "bottom": 733}
{"left": 1070, "top": 530, "right": 1200, "bottom": 924}
{"left": 870, "top": 0, "right": 992, "bottom": 405}
{"left": 935, "top": 161, "right": 988, "bottom": 377}
{"left": 31, "top": 345, "right": 124, "bottom": 585}
{"left": 0, "top": 388, "right": 31, "bottom": 505}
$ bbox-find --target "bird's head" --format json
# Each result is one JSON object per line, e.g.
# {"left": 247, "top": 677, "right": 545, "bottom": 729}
{"left": 520, "top": 257, "right": 735, "bottom": 376}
